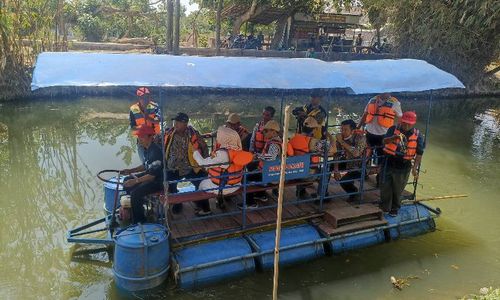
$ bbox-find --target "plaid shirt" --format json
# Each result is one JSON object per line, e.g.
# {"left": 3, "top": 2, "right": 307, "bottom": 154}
{"left": 335, "top": 133, "right": 367, "bottom": 170}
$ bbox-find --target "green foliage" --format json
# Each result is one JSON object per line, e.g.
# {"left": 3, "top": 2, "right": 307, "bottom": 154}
{"left": 363, "top": 0, "right": 500, "bottom": 88}
{"left": 67, "top": 0, "right": 167, "bottom": 42}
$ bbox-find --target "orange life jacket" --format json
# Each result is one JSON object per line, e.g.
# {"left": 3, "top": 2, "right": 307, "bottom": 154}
{"left": 257, "top": 138, "right": 295, "bottom": 169}
{"left": 208, "top": 148, "right": 253, "bottom": 186}
{"left": 365, "top": 96, "right": 399, "bottom": 128}
{"left": 383, "top": 127, "right": 419, "bottom": 160}
{"left": 253, "top": 120, "right": 267, "bottom": 153}
{"left": 289, "top": 134, "right": 320, "bottom": 164}
{"left": 130, "top": 101, "right": 161, "bottom": 134}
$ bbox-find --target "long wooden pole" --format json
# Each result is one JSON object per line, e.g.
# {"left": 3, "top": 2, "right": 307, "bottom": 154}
{"left": 272, "top": 105, "right": 291, "bottom": 300}
{"left": 402, "top": 194, "right": 468, "bottom": 204}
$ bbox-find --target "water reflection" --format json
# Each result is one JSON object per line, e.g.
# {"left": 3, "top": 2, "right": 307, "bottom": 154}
{"left": 0, "top": 96, "right": 498, "bottom": 299}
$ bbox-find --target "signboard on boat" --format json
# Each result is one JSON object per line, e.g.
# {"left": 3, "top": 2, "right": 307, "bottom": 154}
{"left": 261, "top": 155, "right": 311, "bottom": 184}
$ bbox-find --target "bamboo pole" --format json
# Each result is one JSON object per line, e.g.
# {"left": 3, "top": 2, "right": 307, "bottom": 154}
{"left": 272, "top": 105, "right": 291, "bottom": 300}
{"left": 402, "top": 194, "right": 468, "bottom": 204}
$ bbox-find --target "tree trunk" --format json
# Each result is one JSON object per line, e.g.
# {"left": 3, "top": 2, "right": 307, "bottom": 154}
{"left": 215, "top": 0, "right": 223, "bottom": 54}
{"left": 270, "top": 16, "right": 288, "bottom": 50}
{"left": 166, "top": 0, "right": 173, "bottom": 52}
{"left": 231, "top": 0, "right": 267, "bottom": 36}
{"left": 173, "top": 0, "right": 180, "bottom": 54}
{"left": 376, "top": 26, "right": 381, "bottom": 45}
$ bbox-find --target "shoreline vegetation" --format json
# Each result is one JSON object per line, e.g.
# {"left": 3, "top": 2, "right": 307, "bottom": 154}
{"left": 1, "top": 0, "right": 499, "bottom": 101}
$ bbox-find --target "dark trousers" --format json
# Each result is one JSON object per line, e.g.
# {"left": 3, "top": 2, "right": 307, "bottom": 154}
{"left": 380, "top": 165, "right": 411, "bottom": 212}
{"left": 124, "top": 176, "right": 163, "bottom": 224}
{"left": 246, "top": 172, "right": 266, "bottom": 205}
{"left": 340, "top": 170, "right": 362, "bottom": 194}
{"left": 167, "top": 169, "right": 210, "bottom": 211}
{"left": 319, "top": 162, "right": 362, "bottom": 196}
{"left": 366, "top": 132, "right": 384, "bottom": 165}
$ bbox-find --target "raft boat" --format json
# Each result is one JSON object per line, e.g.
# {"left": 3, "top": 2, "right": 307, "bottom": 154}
{"left": 31, "top": 52, "right": 464, "bottom": 292}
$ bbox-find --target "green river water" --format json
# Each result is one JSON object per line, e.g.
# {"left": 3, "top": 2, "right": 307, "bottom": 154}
{"left": 0, "top": 95, "right": 499, "bottom": 300}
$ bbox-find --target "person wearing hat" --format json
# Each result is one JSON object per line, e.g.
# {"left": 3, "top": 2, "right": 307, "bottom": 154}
{"left": 289, "top": 117, "right": 336, "bottom": 199}
{"left": 238, "top": 120, "right": 290, "bottom": 209}
{"left": 193, "top": 126, "right": 253, "bottom": 215}
{"left": 292, "top": 91, "right": 328, "bottom": 140}
{"left": 249, "top": 106, "right": 276, "bottom": 154}
{"left": 225, "top": 113, "right": 250, "bottom": 151}
{"left": 129, "top": 87, "right": 161, "bottom": 163}
{"left": 120, "top": 125, "right": 164, "bottom": 224}
{"left": 164, "top": 112, "right": 209, "bottom": 214}
{"left": 381, "top": 111, "right": 424, "bottom": 216}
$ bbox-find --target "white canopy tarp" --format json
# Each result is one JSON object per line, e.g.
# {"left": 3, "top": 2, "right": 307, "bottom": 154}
{"left": 31, "top": 52, "right": 464, "bottom": 94}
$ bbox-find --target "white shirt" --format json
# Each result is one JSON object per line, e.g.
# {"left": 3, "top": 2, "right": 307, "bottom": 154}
{"left": 193, "top": 150, "right": 239, "bottom": 195}
{"left": 364, "top": 97, "right": 403, "bottom": 136}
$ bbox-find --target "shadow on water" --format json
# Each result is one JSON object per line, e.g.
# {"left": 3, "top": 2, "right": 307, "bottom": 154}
{"left": 0, "top": 95, "right": 498, "bottom": 299}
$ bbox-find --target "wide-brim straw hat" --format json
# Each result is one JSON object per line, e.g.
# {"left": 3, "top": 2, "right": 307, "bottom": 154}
{"left": 263, "top": 120, "right": 280, "bottom": 132}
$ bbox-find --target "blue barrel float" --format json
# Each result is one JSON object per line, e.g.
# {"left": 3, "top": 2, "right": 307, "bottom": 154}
{"left": 386, "top": 204, "right": 436, "bottom": 239}
{"left": 104, "top": 176, "right": 126, "bottom": 214}
{"left": 330, "top": 229, "right": 386, "bottom": 254}
{"left": 173, "top": 237, "right": 255, "bottom": 289}
{"left": 247, "top": 224, "right": 324, "bottom": 269}
{"left": 113, "top": 223, "right": 170, "bottom": 291}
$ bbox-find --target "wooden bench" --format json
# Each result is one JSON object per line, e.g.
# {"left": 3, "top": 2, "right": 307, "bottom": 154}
{"left": 165, "top": 179, "right": 310, "bottom": 205}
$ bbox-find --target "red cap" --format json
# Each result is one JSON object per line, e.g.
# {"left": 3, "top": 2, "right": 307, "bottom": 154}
{"left": 401, "top": 111, "right": 417, "bottom": 125}
{"left": 136, "top": 87, "right": 150, "bottom": 97}
{"left": 134, "top": 125, "right": 155, "bottom": 137}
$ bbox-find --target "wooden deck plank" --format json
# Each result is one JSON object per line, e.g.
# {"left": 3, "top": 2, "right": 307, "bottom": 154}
{"left": 170, "top": 177, "right": 413, "bottom": 241}
{"left": 317, "top": 219, "right": 388, "bottom": 236}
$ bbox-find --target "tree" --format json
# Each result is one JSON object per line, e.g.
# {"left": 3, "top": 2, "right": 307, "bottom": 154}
{"left": 362, "top": 0, "right": 500, "bottom": 88}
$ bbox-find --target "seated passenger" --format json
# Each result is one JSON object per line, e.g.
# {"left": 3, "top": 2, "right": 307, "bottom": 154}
{"left": 289, "top": 117, "right": 336, "bottom": 199}
{"left": 121, "top": 125, "right": 164, "bottom": 224}
{"left": 225, "top": 113, "right": 251, "bottom": 151}
{"left": 164, "top": 112, "right": 209, "bottom": 214}
{"left": 332, "top": 119, "right": 367, "bottom": 201}
{"left": 239, "top": 120, "right": 288, "bottom": 209}
{"left": 193, "top": 126, "right": 253, "bottom": 215}
{"left": 249, "top": 106, "right": 276, "bottom": 154}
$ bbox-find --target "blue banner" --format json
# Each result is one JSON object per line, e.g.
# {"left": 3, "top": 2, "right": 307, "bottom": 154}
{"left": 261, "top": 154, "right": 311, "bottom": 184}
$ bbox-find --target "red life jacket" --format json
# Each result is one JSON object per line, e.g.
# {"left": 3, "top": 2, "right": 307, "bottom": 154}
{"left": 383, "top": 127, "right": 419, "bottom": 160}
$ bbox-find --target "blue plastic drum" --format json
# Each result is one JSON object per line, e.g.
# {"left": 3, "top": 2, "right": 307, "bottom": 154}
{"left": 247, "top": 224, "right": 325, "bottom": 269}
{"left": 104, "top": 176, "right": 126, "bottom": 214}
{"left": 330, "top": 230, "right": 386, "bottom": 254}
{"left": 173, "top": 237, "right": 255, "bottom": 290}
{"left": 386, "top": 204, "right": 436, "bottom": 239}
{"left": 113, "top": 223, "right": 170, "bottom": 291}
